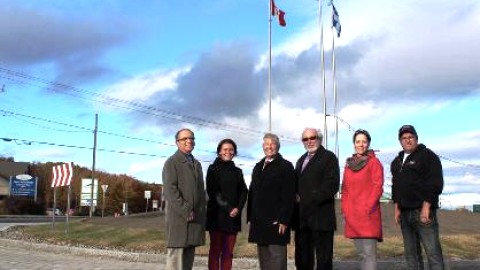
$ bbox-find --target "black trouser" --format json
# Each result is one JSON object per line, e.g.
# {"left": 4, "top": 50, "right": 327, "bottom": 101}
{"left": 294, "top": 228, "right": 334, "bottom": 270}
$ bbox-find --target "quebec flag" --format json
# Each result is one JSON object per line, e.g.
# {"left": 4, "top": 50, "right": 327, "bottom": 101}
{"left": 332, "top": 3, "right": 341, "bottom": 37}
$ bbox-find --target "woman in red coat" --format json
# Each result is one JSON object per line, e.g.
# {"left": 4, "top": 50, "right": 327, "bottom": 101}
{"left": 341, "top": 129, "right": 384, "bottom": 270}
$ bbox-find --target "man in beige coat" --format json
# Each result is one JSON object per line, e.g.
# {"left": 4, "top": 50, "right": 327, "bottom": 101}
{"left": 162, "top": 128, "right": 206, "bottom": 270}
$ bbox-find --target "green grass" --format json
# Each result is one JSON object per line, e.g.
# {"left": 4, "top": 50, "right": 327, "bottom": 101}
{"left": 5, "top": 205, "right": 480, "bottom": 260}
{"left": 16, "top": 221, "right": 165, "bottom": 253}
{"left": 9, "top": 218, "right": 480, "bottom": 260}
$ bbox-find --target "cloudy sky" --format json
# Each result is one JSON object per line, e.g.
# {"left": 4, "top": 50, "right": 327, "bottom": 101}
{"left": 1, "top": 0, "right": 479, "bottom": 209}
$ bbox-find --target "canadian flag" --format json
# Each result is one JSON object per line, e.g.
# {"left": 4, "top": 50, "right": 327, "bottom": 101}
{"left": 51, "top": 162, "right": 74, "bottom": 187}
{"left": 271, "top": 0, "right": 286, "bottom": 27}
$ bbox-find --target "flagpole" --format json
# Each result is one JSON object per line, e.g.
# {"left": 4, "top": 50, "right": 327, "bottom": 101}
{"left": 331, "top": 2, "right": 339, "bottom": 158}
{"left": 268, "top": 0, "right": 273, "bottom": 132}
{"left": 319, "top": 0, "right": 328, "bottom": 148}
{"left": 332, "top": 25, "right": 339, "bottom": 158}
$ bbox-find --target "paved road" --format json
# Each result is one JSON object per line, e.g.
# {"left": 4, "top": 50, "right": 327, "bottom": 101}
{"left": 0, "top": 238, "right": 479, "bottom": 270}
{"left": 0, "top": 244, "right": 162, "bottom": 270}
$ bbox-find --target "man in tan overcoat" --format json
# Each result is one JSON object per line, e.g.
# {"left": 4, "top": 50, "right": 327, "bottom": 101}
{"left": 162, "top": 128, "right": 206, "bottom": 270}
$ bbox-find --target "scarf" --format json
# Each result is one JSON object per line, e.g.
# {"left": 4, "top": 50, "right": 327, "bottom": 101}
{"left": 346, "top": 150, "right": 372, "bottom": 171}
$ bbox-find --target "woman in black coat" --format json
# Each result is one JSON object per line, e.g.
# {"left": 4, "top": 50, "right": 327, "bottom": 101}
{"left": 206, "top": 138, "right": 248, "bottom": 270}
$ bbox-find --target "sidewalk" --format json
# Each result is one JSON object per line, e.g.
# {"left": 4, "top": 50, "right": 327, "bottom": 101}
{"left": 0, "top": 238, "right": 478, "bottom": 270}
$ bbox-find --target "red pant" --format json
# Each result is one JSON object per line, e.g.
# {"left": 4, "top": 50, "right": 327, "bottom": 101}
{"left": 208, "top": 230, "right": 237, "bottom": 270}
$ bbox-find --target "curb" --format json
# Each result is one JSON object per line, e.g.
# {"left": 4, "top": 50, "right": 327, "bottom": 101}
{"left": 1, "top": 238, "right": 478, "bottom": 270}
{"left": 0, "top": 238, "right": 167, "bottom": 263}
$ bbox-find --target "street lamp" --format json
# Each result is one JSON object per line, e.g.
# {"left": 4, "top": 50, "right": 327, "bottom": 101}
{"left": 326, "top": 114, "right": 355, "bottom": 132}
{"left": 325, "top": 114, "right": 356, "bottom": 158}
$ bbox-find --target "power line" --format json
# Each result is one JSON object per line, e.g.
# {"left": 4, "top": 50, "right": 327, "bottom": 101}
{"left": 0, "top": 137, "right": 256, "bottom": 168}
{"left": 329, "top": 115, "right": 480, "bottom": 170}
{"left": 0, "top": 67, "right": 298, "bottom": 142}
{"left": 438, "top": 154, "right": 480, "bottom": 169}
{"left": 2, "top": 68, "right": 478, "bottom": 170}
{"left": 1, "top": 109, "right": 91, "bottom": 133}
{"left": 0, "top": 109, "right": 256, "bottom": 159}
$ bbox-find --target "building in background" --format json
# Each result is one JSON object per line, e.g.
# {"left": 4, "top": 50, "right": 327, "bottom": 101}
{"left": 0, "top": 161, "right": 30, "bottom": 199}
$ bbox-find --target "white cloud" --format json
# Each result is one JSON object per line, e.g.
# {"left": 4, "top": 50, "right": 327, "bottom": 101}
{"left": 352, "top": 0, "right": 480, "bottom": 93}
{"left": 128, "top": 158, "right": 165, "bottom": 181}
{"left": 103, "top": 66, "right": 191, "bottom": 102}
{"left": 440, "top": 193, "right": 480, "bottom": 210}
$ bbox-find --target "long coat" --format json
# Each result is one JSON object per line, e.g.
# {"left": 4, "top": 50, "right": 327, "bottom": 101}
{"left": 206, "top": 158, "right": 248, "bottom": 233}
{"left": 162, "top": 150, "right": 206, "bottom": 248}
{"left": 294, "top": 146, "right": 340, "bottom": 231}
{"left": 341, "top": 151, "right": 384, "bottom": 240}
{"left": 247, "top": 154, "right": 296, "bottom": 245}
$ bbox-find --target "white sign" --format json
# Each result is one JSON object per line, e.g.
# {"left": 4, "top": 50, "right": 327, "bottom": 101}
{"left": 16, "top": 174, "right": 33, "bottom": 180}
{"left": 101, "top": 184, "right": 109, "bottom": 193}
{"left": 81, "top": 178, "right": 98, "bottom": 206}
{"left": 152, "top": 200, "right": 158, "bottom": 209}
{"left": 145, "top": 190, "right": 151, "bottom": 199}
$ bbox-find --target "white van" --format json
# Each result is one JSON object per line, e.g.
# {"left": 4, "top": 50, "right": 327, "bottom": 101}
{"left": 46, "top": 208, "right": 63, "bottom": 216}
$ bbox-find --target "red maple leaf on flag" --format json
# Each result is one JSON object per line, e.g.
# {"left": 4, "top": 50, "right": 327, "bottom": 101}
{"left": 271, "top": 0, "right": 286, "bottom": 27}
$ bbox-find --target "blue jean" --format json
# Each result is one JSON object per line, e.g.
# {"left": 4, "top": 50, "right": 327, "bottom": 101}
{"left": 400, "top": 208, "right": 444, "bottom": 270}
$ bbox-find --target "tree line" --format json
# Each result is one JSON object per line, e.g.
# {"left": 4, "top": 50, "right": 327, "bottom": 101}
{"left": 1, "top": 157, "right": 163, "bottom": 216}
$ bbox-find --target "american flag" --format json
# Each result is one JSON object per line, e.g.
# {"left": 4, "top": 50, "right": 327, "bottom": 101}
{"left": 51, "top": 162, "right": 74, "bottom": 187}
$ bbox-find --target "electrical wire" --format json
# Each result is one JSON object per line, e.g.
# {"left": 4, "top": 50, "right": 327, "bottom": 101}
{"left": 1, "top": 67, "right": 478, "bottom": 170}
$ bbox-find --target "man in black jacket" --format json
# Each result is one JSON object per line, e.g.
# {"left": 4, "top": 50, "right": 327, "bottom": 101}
{"left": 294, "top": 128, "right": 340, "bottom": 270}
{"left": 391, "top": 125, "right": 445, "bottom": 270}
{"left": 247, "top": 133, "right": 296, "bottom": 270}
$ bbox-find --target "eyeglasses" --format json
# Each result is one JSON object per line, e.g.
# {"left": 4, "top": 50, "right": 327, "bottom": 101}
{"left": 177, "top": 137, "right": 195, "bottom": 142}
{"left": 302, "top": 136, "right": 317, "bottom": 142}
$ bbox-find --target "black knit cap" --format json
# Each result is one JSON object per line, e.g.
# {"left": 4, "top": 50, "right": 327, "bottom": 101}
{"left": 398, "top": 125, "right": 417, "bottom": 139}
{"left": 353, "top": 129, "right": 371, "bottom": 143}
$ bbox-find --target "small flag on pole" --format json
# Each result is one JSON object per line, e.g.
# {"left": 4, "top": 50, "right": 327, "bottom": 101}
{"left": 271, "top": 0, "right": 286, "bottom": 27}
{"left": 51, "top": 162, "right": 73, "bottom": 187}
{"left": 332, "top": 3, "right": 341, "bottom": 37}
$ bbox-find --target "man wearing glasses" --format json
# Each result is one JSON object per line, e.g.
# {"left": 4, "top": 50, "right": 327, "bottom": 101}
{"left": 293, "top": 128, "right": 340, "bottom": 270}
{"left": 391, "top": 125, "right": 445, "bottom": 270}
{"left": 162, "top": 128, "right": 206, "bottom": 270}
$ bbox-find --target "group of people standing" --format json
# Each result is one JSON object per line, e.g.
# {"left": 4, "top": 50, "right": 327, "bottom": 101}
{"left": 162, "top": 125, "right": 445, "bottom": 270}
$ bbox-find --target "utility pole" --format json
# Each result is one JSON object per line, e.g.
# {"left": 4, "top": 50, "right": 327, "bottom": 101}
{"left": 90, "top": 114, "right": 98, "bottom": 218}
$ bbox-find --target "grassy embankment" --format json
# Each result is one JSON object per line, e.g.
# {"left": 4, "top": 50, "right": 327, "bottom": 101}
{"left": 6, "top": 203, "right": 480, "bottom": 260}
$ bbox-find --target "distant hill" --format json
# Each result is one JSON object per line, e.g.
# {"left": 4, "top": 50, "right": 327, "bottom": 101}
{"left": 1, "top": 160, "right": 162, "bottom": 215}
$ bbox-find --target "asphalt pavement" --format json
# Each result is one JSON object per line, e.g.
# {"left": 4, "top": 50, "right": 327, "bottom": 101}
{"left": 0, "top": 238, "right": 479, "bottom": 270}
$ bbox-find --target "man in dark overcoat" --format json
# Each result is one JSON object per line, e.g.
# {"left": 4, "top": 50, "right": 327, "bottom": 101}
{"left": 247, "top": 132, "right": 296, "bottom": 270}
{"left": 294, "top": 128, "right": 340, "bottom": 270}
